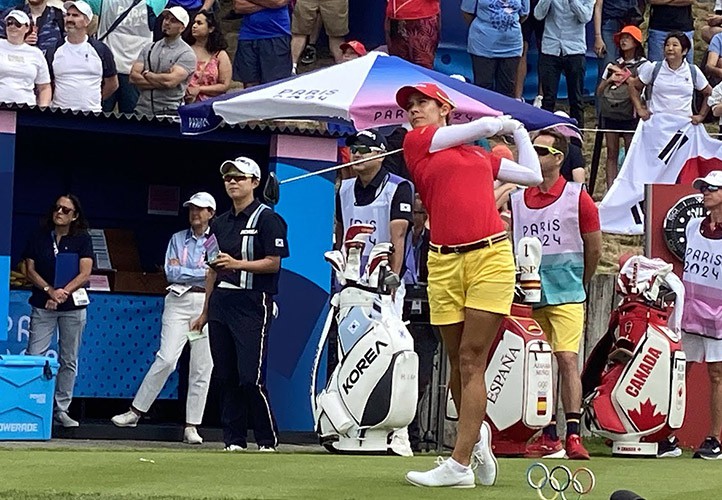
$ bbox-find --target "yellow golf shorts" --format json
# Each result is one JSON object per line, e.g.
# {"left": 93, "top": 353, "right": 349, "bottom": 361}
{"left": 532, "top": 303, "right": 586, "bottom": 353}
{"left": 427, "top": 239, "right": 515, "bottom": 325}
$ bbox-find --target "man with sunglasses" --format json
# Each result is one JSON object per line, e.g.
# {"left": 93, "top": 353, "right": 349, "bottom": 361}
{"left": 510, "top": 128, "right": 601, "bottom": 460}
{"left": 334, "top": 128, "right": 415, "bottom": 455}
{"left": 681, "top": 171, "right": 722, "bottom": 459}
{"left": 191, "top": 156, "right": 288, "bottom": 452}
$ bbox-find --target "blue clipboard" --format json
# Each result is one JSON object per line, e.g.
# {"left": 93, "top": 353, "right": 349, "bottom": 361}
{"left": 54, "top": 253, "right": 79, "bottom": 288}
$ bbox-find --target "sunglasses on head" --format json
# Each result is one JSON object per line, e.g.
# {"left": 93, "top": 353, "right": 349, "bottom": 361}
{"left": 6, "top": 19, "right": 24, "bottom": 27}
{"left": 54, "top": 205, "right": 74, "bottom": 215}
{"left": 701, "top": 184, "right": 720, "bottom": 193}
{"left": 223, "top": 174, "right": 253, "bottom": 183}
{"left": 533, "top": 144, "right": 563, "bottom": 157}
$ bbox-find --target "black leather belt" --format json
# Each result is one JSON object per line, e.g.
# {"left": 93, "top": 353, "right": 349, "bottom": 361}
{"left": 429, "top": 232, "right": 508, "bottom": 255}
{"left": 189, "top": 286, "right": 206, "bottom": 293}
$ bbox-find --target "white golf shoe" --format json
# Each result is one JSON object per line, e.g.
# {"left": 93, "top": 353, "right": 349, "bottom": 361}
{"left": 406, "top": 457, "right": 475, "bottom": 488}
{"left": 472, "top": 421, "right": 498, "bottom": 486}
{"left": 111, "top": 410, "right": 140, "bottom": 428}
{"left": 183, "top": 426, "right": 203, "bottom": 444}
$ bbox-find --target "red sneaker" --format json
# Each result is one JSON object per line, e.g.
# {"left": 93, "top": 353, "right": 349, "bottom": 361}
{"left": 565, "top": 434, "right": 590, "bottom": 460}
{"left": 525, "top": 434, "right": 565, "bottom": 458}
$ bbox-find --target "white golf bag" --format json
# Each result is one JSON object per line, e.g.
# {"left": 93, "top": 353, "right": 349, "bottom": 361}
{"left": 312, "top": 224, "right": 419, "bottom": 453}
{"left": 582, "top": 256, "right": 687, "bottom": 457}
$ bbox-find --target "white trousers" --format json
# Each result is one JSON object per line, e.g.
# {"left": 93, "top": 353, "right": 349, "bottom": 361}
{"left": 132, "top": 292, "right": 213, "bottom": 425}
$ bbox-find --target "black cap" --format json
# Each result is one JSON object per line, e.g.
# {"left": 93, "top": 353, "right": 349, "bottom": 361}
{"left": 345, "top": 129, "right": 388, "bottom": 151}
{"left": 611, "top": 490, "right": 645, "bottom": 500}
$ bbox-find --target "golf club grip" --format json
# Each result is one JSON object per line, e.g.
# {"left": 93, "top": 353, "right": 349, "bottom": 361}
{"left": 279, "top": 148, "right": 403, "bottom": 184}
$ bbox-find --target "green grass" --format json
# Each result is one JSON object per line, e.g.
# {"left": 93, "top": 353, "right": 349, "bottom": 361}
{"left": 1, "top": 446, "right": 721, "bottom": 499}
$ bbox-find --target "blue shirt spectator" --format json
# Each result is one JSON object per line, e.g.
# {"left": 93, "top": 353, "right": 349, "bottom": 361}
{"left": 461, "top": 0, "right": 528, "bottom": 58}
{"left": 239, "top": 5, "right": 290, "bottom": 40}
{"left": 534, "top": 0, "right": 594, "bottom": 56}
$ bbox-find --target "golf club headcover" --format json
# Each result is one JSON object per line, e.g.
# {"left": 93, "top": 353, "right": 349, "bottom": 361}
{"left": 343, "top": 224, "right": 374, "bottom": 283}
{"left": 517, "top": 237, "right": 542, "bottom": 303}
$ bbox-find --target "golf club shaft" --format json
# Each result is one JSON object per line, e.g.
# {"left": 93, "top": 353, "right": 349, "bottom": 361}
{"left": 279, "top": 148, "right": 403, "bottom": 184}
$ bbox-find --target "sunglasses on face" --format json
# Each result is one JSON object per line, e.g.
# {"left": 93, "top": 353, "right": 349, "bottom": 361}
{"left": 533, "top": 144, "right": 563, "bottom": 157}
{"left": 349, "top": 144, "right": 376, "bottom": 155}
{"left": 701, "top": 184, "right": 720, "bottom": 193}
{"left": 6, "top": 19, "right": 25, "bottom": 27}
{"left": 54, "top": 205, "right": 74, "bottom": 215}
{"left": 223, "top": 175, "right": 253, "bottom": 183}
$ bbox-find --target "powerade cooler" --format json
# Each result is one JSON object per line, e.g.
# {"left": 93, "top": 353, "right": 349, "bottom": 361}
{"left": 0, "top": 355, "right": 59, "bottom": 440}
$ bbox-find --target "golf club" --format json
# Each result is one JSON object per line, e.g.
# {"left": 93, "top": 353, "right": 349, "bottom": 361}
{"left": 263, "top": 148, "right": 403, "bottom": 205}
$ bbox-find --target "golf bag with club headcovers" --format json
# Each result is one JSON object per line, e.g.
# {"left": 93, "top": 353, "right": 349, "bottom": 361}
{"left": 483, "top": 237, "right": 555, "bottom": 456}
{"left": 582, "top": 255, "right": 686, "bottom": 457}
{"left": 312, "top": 224, "right": 419, "bottom": 454}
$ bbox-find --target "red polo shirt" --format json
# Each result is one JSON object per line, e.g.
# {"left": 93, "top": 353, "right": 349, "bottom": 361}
{"left": 701, "top": 216, "right": 722, "bottom": 239}
{"left": 522, "top": 176, "right": 600, "bottom": 234}
{"left": 403, "top": 125, "right": 505, "bottom": 246}
{"left": 386, "top": 0, "right": 440, "bottom": 20}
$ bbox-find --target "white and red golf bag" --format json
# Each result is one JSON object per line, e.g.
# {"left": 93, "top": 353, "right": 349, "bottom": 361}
{"left": 312, "top": 224, "right": 419, "bottom": 454}
{"left": 485, "top": 237, "right": 555, "bottom": 455}
{"left": 582, "top": 256, "right": 686, "bottom": 457}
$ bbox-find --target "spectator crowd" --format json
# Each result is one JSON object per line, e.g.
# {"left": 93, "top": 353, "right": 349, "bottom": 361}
{"left": 1, "top": 0, "right": 721, "bottom": 186}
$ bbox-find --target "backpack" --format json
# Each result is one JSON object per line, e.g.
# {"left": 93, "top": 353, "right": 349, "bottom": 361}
{"left": 644, "top": 60, "right": 708, "bottom": 119}
{"left": 600, "top": 59, "right": 645, "bottom": 121}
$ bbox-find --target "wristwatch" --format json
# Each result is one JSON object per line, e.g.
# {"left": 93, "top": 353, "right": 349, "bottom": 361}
{"left": 43, "top": 285, "right": 50, "bottom": 293}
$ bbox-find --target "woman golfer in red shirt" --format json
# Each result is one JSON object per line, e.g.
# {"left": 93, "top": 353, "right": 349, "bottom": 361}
{"left": 398, "top": 83, "right": 542, "bottom": 488}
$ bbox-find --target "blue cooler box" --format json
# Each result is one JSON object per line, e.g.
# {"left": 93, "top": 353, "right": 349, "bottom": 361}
{"left": 0, "top": 355, "right": 59, "bottom": 440}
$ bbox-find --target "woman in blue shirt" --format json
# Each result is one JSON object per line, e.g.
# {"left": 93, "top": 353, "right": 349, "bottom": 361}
{"left": 461, "top": 0, "right": 529, "bottom": 97}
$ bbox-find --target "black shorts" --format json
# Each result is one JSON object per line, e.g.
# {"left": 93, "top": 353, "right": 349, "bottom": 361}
{"left": 233, "top": 36, "right": 293, "bottom": 84}
{"left": 602, "top": 116, "right": 638, "bottom": 132}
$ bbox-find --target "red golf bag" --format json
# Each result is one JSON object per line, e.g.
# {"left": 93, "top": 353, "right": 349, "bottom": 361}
{"left": 582, "top": 256, "right": 686, "bottom": 457}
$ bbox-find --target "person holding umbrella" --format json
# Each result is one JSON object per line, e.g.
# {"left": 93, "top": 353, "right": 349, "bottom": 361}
{"left": 398, "top": 83, "right": 542, "bottom": 488}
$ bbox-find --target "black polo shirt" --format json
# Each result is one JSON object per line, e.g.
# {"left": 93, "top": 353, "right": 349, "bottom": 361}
{"left": 22, "top": 228, "right": 94, "bottom": 311}
{"left": 334, "top": 167, "right": 414, "bottom": 226}
{"left": 210, "top": 199, "right": 289, "bottom": 295}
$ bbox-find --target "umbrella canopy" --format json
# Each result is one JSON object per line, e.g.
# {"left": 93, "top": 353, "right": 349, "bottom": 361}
{"left": 179, "top": 52, "right": 579, "bottom": 136}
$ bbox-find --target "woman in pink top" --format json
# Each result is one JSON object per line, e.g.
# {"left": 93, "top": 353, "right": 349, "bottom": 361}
{"left": 184, "top": 10, "right": 232, "bottom": 103}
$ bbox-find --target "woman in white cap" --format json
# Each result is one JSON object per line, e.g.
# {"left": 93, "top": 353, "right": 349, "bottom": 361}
{"left": 0, "top": 10, "right": 51, "bottom": 106}
{"left": 111, "top": 192, "right": 216, "bottom": 445}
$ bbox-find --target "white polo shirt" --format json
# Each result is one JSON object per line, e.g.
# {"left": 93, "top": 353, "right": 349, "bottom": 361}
{"left": 638, "top": 60, "right": 709, "bottom": 117}
{"left": 0, "top": 39, "right": 50, "bottom": 106}
{"left": 51, "top": 36, "right": 116, "bottom": 113}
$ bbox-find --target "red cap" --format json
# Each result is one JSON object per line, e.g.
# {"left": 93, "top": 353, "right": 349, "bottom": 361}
{"left": 395, "top": 82, "right": 456, "bottom": 110}
{"left": 613, "top": 25, "right": 643, "bottom": 47}
{"left": 340, "top": 40, "right": 367, "bottom": 57}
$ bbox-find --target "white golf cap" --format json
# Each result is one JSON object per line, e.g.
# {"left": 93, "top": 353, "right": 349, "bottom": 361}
{"left": 161, "top": 6, "right": 189, "bottom": 28}
{"left": 220, "top": 156, "right": 262, "bottom": 179}
{"left": 183, "top": 192, "right": 216, "bottom": 210}
{"left": 63, "top": 0, "right": 93, "bottom": 20}
{"left": 5, "top": 10, "right": 30, "bottom": 25}
{"left": 693, "top": 170, "right": 722, "bottom": 190}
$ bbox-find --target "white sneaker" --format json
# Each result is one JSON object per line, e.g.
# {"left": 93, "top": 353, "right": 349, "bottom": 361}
{"left": 406, "top": 457, "right": 475, "bottom": 488}
{"left": 533, "top": 95, "right": 543, "bottom": 108}
{"left": 389, "top": 428, "right": 414, "bottom": 457}
{"left": 111, "top": 410, "right": 140, "bottom": 428}
{"left": 472, "top": 421, "right": 498, "bottom": 486}
{"left": 223, "top": 444, "right": 247, "bottom": 451}
{"left": 183, "top": 426, "right": 203, "bottom": 444}
{"left": 53, "top": 411, "right": 79, "bottom": 428}
{"left": 258, "top": 445, "right": 277, "bottom": 452}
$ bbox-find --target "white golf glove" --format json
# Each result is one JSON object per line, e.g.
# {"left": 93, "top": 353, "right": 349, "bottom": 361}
{"left": 498, "top": 115, "right": 523, "bottom": 135}
{"left": 517, "top": 236, "right": 542, "bottom": 303}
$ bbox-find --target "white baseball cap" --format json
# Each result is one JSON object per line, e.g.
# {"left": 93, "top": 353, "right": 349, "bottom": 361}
{"left": 183, "top": 192, "right": 216, "bottom": 210}
{"left": 220, "top": 156, "right": 262, "bottom": 179}
{"left": 5, "top": 10, "right": 30, "bottom": 25}
{"left": 693, "top": 170, "right": 722, "bottom": 190}
{"left": 63, "top": 0, "right": 93, "bottom": 20}
{"left": 161, "top": 6, "right": 189, "bottom": 28}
